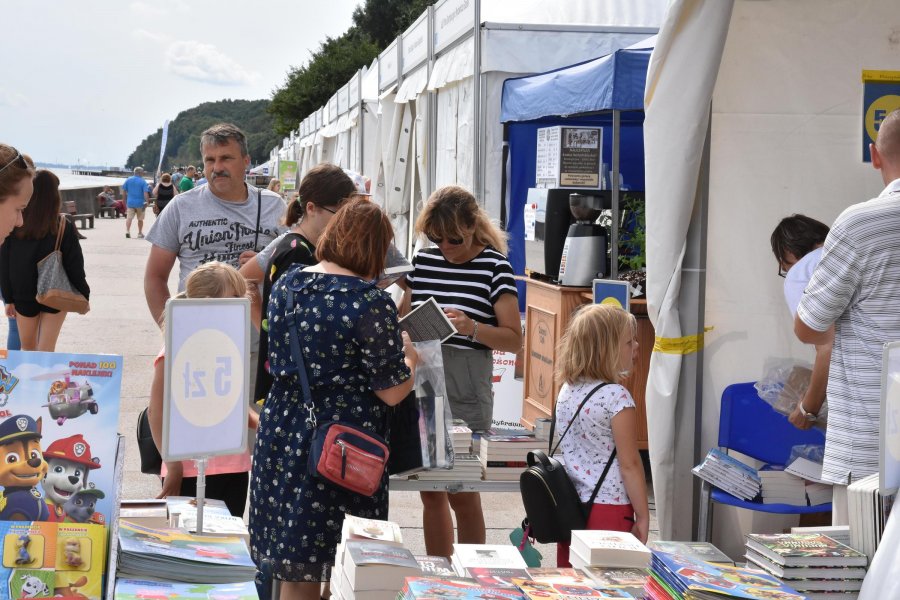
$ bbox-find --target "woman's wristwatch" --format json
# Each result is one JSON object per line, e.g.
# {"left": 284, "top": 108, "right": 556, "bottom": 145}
{"left": 798, "top": 401, "right": 818, "bottom": 422}
{"left": 468, "top": 321, "right": 479, "bottom": 342}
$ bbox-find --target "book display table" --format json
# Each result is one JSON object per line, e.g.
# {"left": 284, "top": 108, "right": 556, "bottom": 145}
{"left": 389, "top": 477, "right": 520, "bottom": 493}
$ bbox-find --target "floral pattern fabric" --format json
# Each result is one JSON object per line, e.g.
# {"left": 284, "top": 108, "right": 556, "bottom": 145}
{"left": 556, "top": 381, "right": 635, "bottom": 505}
{"left": 249, "top": 267, "right": 411, "bottom": 584}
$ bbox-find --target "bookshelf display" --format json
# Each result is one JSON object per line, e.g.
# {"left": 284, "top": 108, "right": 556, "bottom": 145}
{"left": 520, "top": 278, "right": 650, "bottom": 449}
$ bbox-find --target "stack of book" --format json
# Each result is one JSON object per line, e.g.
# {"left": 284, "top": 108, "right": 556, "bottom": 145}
{"left": 117, "top": 520, "right": 256, "bottom": 583}
{"left": 176, "top": 510, "right": 250, "bottom": 542}
{"left": 744, "top": 533, "right": 867, "bottom": 599}
{"left": 848, "top": 472, "right": 895, "bottom": 561}
{"left": 567, "top": 530, "right": 652, "bottom": 570}
{"left": 647, "top": 548, "right": 803, "bottom": 599}
{"left": 806, "top": 481, "right": 833, "bottom": 505}
{"left": 478, "top": 431, "right": 545, "bottom": 481}
{"left": 331, "top": 515, "right": 409, "bottom": 599}
{"left": 451, "top": 543, "right": 529, "bottom": 578}
{"left": 450, "top": 419, "right": 473, "bottom": 454}
{"left": 647, "top": 540, "right": 734, "bottom": 565}
{"left": 782, "top": 457, "right": 834, "bottom": 506}
{"left": 692, "top": 448, "right": 761, "bottom": 500}
{"left": 758, "top": 466, "right": 808, "bottom": 505}
{"left": 331, "top": 540, "right": 421, "bottom": 600}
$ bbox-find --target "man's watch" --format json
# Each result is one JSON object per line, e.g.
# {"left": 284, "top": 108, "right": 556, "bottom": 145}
{"left": 798, "top": 402, "right": 818, "bottom": 422}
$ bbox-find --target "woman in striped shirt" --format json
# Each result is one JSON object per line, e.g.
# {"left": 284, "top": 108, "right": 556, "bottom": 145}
{"left": 403, "top": 185, "right": 523, "bottom": 557}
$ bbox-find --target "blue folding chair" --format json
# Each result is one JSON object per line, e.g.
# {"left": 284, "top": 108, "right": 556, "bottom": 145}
{"left": 697, "top": 382, "right": 832, "bottom": 541}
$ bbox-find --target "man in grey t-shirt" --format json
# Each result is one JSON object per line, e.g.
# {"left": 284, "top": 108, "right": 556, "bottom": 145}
{"left": 144, "top": 123, "right": 286, "bottom": 323}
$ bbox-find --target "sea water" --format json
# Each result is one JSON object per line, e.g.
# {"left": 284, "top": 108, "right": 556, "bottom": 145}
{"left": 43, "top": 167, "right": 128, "bottom": 190}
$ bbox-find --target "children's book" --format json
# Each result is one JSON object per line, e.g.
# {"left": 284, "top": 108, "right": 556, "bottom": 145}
{"left": 744, "top": 548, "right": 867, "bottom": 580}
{"left": 114, "top": 578, "right": 258, "bottom": 600}
{"left": 744, "top": 533, "right": 867, "bottom": 567}
{"left": 0, "top": 350, "right": 124, "bottom": 526}
{"left": 651, "top": 550, "right": 805, "bottom": 599}
{"left": 401, "top": 576, "right": 525, "bottom": 599}
{"left": 579, "top": 566, "right": 649, "bottom": 598}
{"left": 0, "top": 520, "right": 107, "bottom": 600}
{"left": 467, "top": 567, "right": 531, "bottom": 588}
{"left": 514, "top": 577, "right": 636, "bottom": 599}
{"left": 647, "top": 541, "right": 734, "bottom": 565}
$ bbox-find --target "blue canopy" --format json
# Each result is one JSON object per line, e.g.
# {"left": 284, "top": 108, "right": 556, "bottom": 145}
{"left": 500, "top": 37, "right": 654, "bottom": 123}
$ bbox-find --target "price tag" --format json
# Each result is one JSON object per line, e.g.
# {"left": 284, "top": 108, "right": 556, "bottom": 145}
{"left": 162, "top": 298, "right": 250, "bottom": 462}
{"left": 880, "top": 341, "right": 900, "bottom": 494}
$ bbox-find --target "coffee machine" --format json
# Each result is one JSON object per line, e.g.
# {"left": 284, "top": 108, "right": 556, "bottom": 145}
{"left": 558, "top": 193, "right": 607, "bottom": 286}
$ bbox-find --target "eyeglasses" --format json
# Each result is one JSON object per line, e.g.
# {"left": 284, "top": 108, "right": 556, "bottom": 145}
{"left": 321, "top": 206, "right": 338, "bottom": 215}
{"left": 0, "top": 149, "right": 27, "bottom": 174}
{"left": 427, "top": 235, "right": 464, "bottom": 246}
{"left": 778, "top": 264, "right": 788, "bottom": 278}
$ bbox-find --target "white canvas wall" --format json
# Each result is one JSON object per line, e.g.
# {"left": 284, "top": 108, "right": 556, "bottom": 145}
{"left": 704, "top": 0, "right": 896, "bottom": 557}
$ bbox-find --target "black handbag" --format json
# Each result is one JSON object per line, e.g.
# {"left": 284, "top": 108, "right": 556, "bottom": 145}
{"left": 519, "top": 383, "right": 616, "bottom": 544}
{"left": 386, "top": 390, "right": 423, "bottom": 476}
{"left": 136, "top": 407, "right": 162, "bottom": 475}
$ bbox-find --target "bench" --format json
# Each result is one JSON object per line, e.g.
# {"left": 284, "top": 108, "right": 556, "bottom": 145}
{"left": 62, "top": 201, "right": 94, "bottom": 229}
{"left": 97, "top": 206, "right": 118, "bottom": 219}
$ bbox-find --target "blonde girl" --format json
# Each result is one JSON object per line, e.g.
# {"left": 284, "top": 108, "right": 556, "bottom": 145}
{"left": 147, "top": 261, "right": 258, "bottom": 516}
{"left": 554, "top": 304, "right": 649, "bottom": 566}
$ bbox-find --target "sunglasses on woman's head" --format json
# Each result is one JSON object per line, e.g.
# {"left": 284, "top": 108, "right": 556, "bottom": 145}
{"left": 428, "top": 235, "right": 464, "bottom": 246}
{"left": 0, "top": 150, "right": 27, "bottom": 174}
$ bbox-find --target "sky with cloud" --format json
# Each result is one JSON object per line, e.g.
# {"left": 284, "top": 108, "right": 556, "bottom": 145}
{"left": 0, "top": 0, "right": 360, "bottom": 166}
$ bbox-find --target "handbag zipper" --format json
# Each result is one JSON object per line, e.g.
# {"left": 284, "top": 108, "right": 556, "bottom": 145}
{"left": 524, "top": 467, "right": 558, "bottom": 508}
{"left": 337, "top": 440, "right": 347, "bottom": 479}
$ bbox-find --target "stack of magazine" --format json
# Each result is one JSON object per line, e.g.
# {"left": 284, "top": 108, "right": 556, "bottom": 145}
{"left": 692, "top": 448, "right": 761, "bottom": 500}
{"left": 117, "top": 520, "right": 256, "bottom": 583}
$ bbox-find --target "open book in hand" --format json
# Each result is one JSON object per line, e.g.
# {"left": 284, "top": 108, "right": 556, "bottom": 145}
{"left": 400, "top": 297, "right": 458, "bottom": 342}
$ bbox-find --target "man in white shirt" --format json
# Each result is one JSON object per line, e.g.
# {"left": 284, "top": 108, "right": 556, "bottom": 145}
{"left": 795, "top": 109, "right": 900, "bottom": 524}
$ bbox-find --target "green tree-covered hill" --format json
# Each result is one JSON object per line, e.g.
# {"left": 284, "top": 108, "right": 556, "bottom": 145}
{"left": 126, "top": 99, "right": 280, "bottom": 171}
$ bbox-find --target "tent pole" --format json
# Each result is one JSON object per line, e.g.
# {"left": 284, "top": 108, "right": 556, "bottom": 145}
{"left": 473, "top": 0, "right": 483, "bottom": 202}
{"left": 611, "top": 110, "right": 621, "bottom": 279}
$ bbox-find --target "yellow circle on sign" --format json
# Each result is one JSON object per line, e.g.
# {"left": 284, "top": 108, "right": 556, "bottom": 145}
{"left": 865, "top": 95, "right": 900, "bottom": 144}
{"left": 886, "top": 374, "right": 900, "bottom": 462}
{"left": 600, "top": 297, "right": 624, "bottom": 309}
{"left": 171, "top": 329, "right": 243, "bottom": 427}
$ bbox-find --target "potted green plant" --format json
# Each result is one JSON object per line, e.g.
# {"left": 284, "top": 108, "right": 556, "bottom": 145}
{"left": 617, "top": 195, "right": 646, "bottom": 297}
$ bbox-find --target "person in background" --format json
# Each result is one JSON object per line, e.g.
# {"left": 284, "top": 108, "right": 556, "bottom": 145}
{"left": 147, "top": 261, "right": 256, "bottom": 516}
{"left": 0, "top": 144, "right": 35, "bottom": 350}
{"left": 553, "top": 304, "right": 649, "bottom": 566}
{"left": 195, "top": 170, "right": 207, "bottom": 187}
{"left": 402, "top": 185, "right": 522, "bottom": 557}
{"left": 240, "top": 164, "right": 358, "bottom": 407}
{"left": 122, "top": 166, "right": 150, "bottom": 239}
{"left": 770, "top": 214, "right": 831, "bottom": 430}
{"left": 250, "top": 198, "right": 417, "bottom": 600}
{"left": 178, "top": 165, "right": 196, "bottom": 193}
{"left": 171, "top": 166, "right": 185, "bottom": 189}
{"left": 152, "top": 173, "right": 177, "bottom": 215}
{"left": 96, "top": 185, "right": 123, "bottom": 216}
{"left": 795, "top": 108, "right": 900, "bottom": 525}
{"left": 267, "top": 178, "right": 281, "bottom": 196}
{"left": 0, "top": 170, "right": 89, "bottom": 351}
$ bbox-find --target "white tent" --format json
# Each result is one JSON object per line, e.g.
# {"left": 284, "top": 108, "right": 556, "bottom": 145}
{"left": 645, "top": 0, "right": 898, "bottom": 557}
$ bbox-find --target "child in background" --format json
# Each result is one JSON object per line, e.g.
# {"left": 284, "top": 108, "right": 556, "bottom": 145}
{"left": 554, "top": 304, "right": 650, "bottom": 567}
{"left": 147, "top": 262, "right": 258, "bottom": 517}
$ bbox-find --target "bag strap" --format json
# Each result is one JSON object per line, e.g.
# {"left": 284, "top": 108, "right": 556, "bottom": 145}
{"left": 285, "top": 285, "right": 316, "bottom": 427}
{"left": 585, "top": 447, "right": 617, "bottom": 508}
{"left": 254, "top": 189, "right": 262, "bottom": 251}
{"left": 54, "top": 215, "right": 67, "bottom": 252}
{"left": 549, "top": 382, "right": 608, "bottom": 456}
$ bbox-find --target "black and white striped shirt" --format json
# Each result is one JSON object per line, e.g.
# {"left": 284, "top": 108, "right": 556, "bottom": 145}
{"left": 798, "top": 178, "right": 900, "bottom": 485}
{"left": 408, "top": 247, "right": 518, "bottom": 350}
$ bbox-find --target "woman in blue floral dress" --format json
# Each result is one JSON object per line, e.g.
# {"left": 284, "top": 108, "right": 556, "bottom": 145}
{"left": 250, "top": 198, "right": 417, "bottom": 600}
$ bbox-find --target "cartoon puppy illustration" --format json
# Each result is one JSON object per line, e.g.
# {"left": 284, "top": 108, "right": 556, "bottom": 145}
{"left": 20, "top": 575, "right": 50, "bottom": 598}
{"left": 63, "top": 488, "right": 105, "bottom": 523}
{"left": 0, "top": 415, "right": 49, "bottom": 521}
{"left": 41, "top": 434, "right": 102, "bottom": 522}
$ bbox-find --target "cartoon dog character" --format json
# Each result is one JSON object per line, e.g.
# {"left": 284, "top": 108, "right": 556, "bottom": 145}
{"left": 41, "top": 434, "right": 102, "bottom": 522}
{"left": 53, "top": 575, "right": 89, "bottom": 599}
{"left": 20, "top": 575, "right": 50, "bottom": 598}
{"left": 63, "top": 488, "right": 104, "bottom": 523}
{"left": 0, "top": 415, "right": 49, "bottom": 521}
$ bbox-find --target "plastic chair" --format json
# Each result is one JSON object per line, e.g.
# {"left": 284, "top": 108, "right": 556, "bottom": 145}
{"left": 697, "top": 382, "right": 832, "bottom": 542}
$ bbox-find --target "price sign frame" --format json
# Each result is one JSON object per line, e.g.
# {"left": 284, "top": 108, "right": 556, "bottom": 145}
{"left": 162, "top": 297, "right": 250, "bottom": 462}
{"left": 879, "top": 340, "right": 900, "bottom": 495}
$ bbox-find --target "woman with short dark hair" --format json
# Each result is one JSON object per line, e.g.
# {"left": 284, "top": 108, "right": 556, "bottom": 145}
{"left": 250, "top": 197, "right": 417, "bottom": 600}
{"left": 0, "top": 169, "right": 89, "bottom": 351}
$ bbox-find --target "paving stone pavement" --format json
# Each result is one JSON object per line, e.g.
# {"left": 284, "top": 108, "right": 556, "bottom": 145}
{"left": 0, "top": 210, "right": 657, "bottom": 564}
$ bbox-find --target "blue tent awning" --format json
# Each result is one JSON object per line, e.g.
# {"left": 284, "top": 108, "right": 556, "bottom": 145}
{"left": 500, "top": 37, "right": 654, "bottom": 123}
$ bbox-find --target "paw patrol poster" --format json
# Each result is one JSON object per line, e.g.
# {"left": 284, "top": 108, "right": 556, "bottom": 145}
{"left": 0, "top": 351, "right": 122, "bottom": 528}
